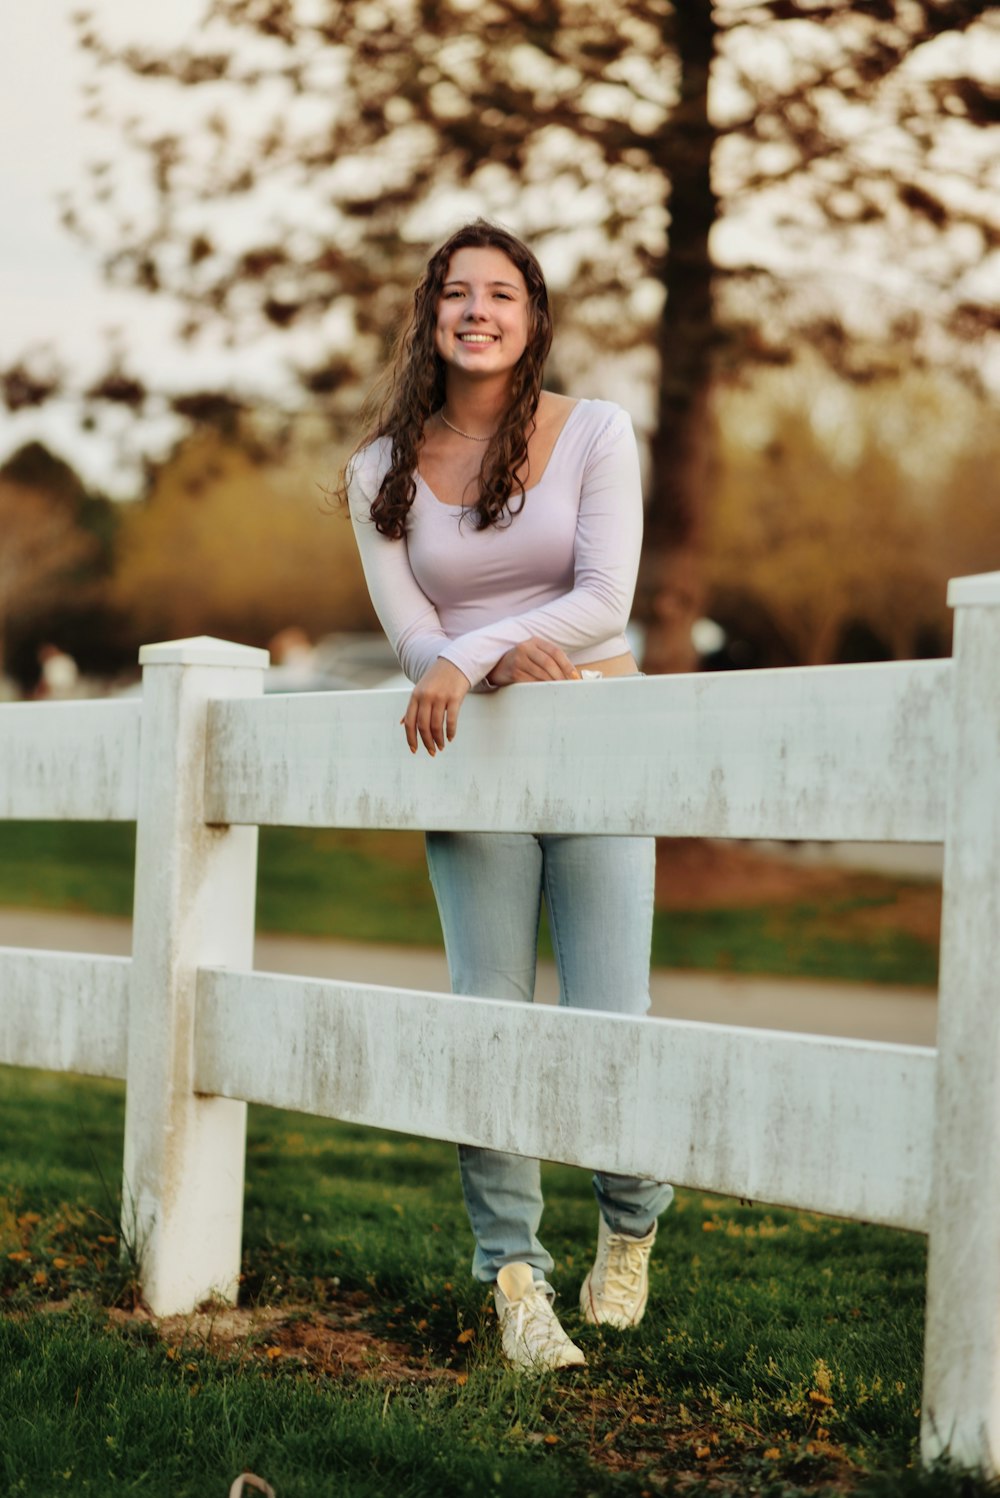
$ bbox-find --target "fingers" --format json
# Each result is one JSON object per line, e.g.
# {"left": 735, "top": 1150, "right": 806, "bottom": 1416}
{"left": 515, "top": 637, "right": 579, "bottom": 682}
{"left": 487, "top": 638, "right": 583, "bottom": 687}
{"left": 401, "top": 697, "right": 450, "bottom": 754}
{"left": 402, "top": 642, "right": 578, "bottom": 757}
{"left": 401, "top": 701, "right": 419, "bottom": 754}
{"left": 401, "top": 660, "right": 470, "bottom": 755}
{"left": 400, "top": 700, "right": 418, "bottom": 754}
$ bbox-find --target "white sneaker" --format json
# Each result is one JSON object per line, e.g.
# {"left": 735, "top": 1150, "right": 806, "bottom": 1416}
{"left": 580, "top": 1215, "right": 656, "bottom": 1328}
{"left": 494, "top": 1263, "right": 587, "bottom": 1372}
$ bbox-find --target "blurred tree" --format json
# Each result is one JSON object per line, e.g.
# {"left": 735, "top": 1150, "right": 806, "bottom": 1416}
{"left": 0, "top": 444, "right": 124, "bottom": 686}
{"left": 704, "top": 370, "right": 1000, "bottom": 666}
{"left": 0, "top": 478, "right": 99, "bottom": 683}
{"left": 110, "top": 426, "right": 376, "bottom": 648}
{"left": 2, "top": 442, "right": 87, "bottom": 507}
{"left": 18, "top": 0, "right": 1000, "bottom": 669}
{"left": 921, "top": 428, "right": 1000, "bottom": 611}
{"left": 706, "top": 410, "right": 935, "bottom": 665}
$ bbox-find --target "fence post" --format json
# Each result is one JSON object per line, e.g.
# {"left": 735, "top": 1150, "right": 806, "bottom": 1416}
{"left": 121, "top": 636, "right": 267, "bottom": 1316}
{"left": 922, "top": 571, "right": 1000, "bottom": 1469}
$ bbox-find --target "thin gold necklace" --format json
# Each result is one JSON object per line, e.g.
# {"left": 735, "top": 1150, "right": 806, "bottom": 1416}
{"left": 440, "top": 410, "right": 494, "bottom": 442}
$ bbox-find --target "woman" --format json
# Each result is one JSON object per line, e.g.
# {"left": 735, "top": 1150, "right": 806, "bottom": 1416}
{"left": 344, "top": 220, "right": 673, "bottom": 1371}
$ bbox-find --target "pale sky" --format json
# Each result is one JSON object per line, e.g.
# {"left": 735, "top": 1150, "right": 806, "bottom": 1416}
{"left": 0, "top": 0, "right": 236, "bottom": 493}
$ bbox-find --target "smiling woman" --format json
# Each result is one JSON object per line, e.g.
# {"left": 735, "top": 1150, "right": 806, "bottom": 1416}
{"left": 435, "top": 249, "right": 530, "bottom": 379}
{"left": 335, "top": 219, "right": 674, "bottom": 1375}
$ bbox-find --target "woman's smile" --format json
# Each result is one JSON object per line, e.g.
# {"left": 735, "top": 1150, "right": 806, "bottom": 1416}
{"left": 435, "top": 244, "right": 530, "bottom": 372}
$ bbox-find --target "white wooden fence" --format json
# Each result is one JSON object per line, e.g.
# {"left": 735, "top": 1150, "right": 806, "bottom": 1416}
{"left": 1, "top": 571, "right": 999, "bottom": 1470}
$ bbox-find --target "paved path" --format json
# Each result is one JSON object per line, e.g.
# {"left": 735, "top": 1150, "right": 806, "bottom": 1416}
{"left": 0, "top": 908, "right": 937, "bottom": 1048}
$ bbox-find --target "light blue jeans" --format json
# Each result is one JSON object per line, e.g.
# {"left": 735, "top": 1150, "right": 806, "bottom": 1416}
{"left": 425, "top": 829, "right": 674, "bottom": 1288}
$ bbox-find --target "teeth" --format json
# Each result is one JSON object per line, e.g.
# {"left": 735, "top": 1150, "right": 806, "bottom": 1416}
{"left": 459, "top": 334, "right": 496, "bottom": 343}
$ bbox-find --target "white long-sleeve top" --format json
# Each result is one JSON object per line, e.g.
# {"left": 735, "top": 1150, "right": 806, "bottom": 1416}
{"left": 347, "top": 398, "right": 643, "bottom": 689}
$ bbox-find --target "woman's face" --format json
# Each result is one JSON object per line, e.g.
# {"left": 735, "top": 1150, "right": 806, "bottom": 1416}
{"left": 434, "top": 245, "right": 531, "bottom": 380}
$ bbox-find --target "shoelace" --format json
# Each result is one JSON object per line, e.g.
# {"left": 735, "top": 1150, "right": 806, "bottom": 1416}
{"left": 600, "top": 1235, "right": 648, "bottom": 1316}
{"left": 510, "top": 1289, "right": 569, "bottom": 1356}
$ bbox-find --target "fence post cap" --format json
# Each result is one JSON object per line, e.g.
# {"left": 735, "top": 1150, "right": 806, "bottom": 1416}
{"left": 138, "top": 637, "right": 270, "bottom": 669}
{"left": 947, "top": 572, "right": 1000, "bottom": 609}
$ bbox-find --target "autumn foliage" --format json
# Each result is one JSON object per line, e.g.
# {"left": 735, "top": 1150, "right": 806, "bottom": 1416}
{"left": 704, "top": 370, "right": 1000, "bottom": 668}
{"left": 108, "top": 428, "right": 375, "bottom": 652}
{"left": 0, "top": 479, "right": 99, "bottom": 681}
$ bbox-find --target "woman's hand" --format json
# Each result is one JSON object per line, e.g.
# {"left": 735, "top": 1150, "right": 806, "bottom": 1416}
{"left": 487, "top": 636, "right": 580, "bottom": 687}
{"left": 402, "top": 659, "right": 472, "bottom": 755}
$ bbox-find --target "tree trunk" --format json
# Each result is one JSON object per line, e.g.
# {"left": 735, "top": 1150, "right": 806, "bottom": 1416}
{"left": 636, "top": 2, "right": 718, "bottom": 675}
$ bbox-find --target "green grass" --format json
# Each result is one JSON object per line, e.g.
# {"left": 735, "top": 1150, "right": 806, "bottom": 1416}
{"left": 650, "top": 903, "right": 937, "bottom": 987}
{"left": 255, "top": 827, "right": 441, "bottom": 946}
{"left": 0, "top": 822, "right": 939, "bottom": 986}
{"left": 0, "top": 822, "right": 138, "bottom": 919}
{"left": 5, "top": 1064, "right": 996, "bottom": 1498}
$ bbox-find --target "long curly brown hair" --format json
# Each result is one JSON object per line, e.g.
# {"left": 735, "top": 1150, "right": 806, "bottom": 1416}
{"left": 344, "top": 220, "right": 553, "bottom": 538}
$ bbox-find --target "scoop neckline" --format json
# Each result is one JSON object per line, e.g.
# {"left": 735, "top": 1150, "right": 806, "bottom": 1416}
{"left": 415, "top": 399, "right": 585, "bottom": 510}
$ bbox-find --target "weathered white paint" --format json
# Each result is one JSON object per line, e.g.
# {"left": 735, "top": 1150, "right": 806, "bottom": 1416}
{"left": 922, "top": 585, "right": 1000, "bottom": 1469}
{"left": 138, "top": 637, "right": 270, "bottom": 672}
{"left": 947, "top": 571, "right": 1000, "bottom": 608}
{"left": 121, "top": 637, "right": 265, "bottom": 1317}
{"left": 194, "top": 967, "right": 935, "bottom": 1233}
{"left": 204, "top": 659, "right": 951, "bottom": 840}
{"left": 0, "top": 949, "right": 129, "bottom": 1078}
{"left": 0, "top": 699, "right": 140, "bottom": 821}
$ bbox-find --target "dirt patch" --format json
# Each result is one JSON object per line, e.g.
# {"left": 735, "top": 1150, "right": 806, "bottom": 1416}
{"left": 843, "top": 882, "right": 941, "bottom": 943}
{"left": 655, "top": 839, "right": 941, "bottom": 940}
{"left": 108, "top": 1298, "right": 459, "bottom": 1384}
{"left": 260, "top": 1313, "right": 454, "bottom": 1383}
{"left": 538, "top": 1385, "right": 862, "bottom": 1494}
{"left": 656, "top": 840, "right": 850, "bottom": 909}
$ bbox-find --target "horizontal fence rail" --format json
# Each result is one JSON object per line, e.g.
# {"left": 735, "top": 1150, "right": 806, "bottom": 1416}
{"left": 195, "top": 967, "right": 936, "bottom": 1233}
{"left": 205, "top": 660, "right": 952, "bottom": 841}
{"left": 0, "top": 949, "right": 130, "bottom": 1078}
{"left": 0, "top": 699, "right": 141, "bottom": 822}
{"left": 3, "top": 576, "right": 1000, "bottom": 1470}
